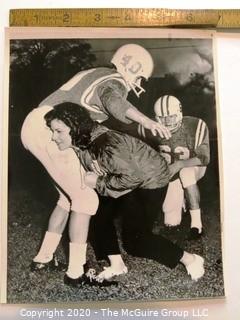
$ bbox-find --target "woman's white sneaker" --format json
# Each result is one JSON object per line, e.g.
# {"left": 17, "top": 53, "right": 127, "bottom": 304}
{"left": 97, "top": 266, "right": 128, "bottom": 280}
{"left": 186, "top": 254, "right": 204, "bottom": 281}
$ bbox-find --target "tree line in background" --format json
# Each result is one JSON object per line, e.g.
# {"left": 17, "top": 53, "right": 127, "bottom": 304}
{"left": 9, "top": 39, "right": 215, "bottom": 135}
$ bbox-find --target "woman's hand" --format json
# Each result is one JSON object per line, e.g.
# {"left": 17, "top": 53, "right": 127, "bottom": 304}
{"left": 168, "top": 160, "right": 184, "bottom": 178}
{"left": 85, "top": 172, "right": 98, "bottom": 189}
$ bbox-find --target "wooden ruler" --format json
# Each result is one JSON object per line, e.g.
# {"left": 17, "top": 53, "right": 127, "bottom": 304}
{"left": 9, "top": 8, "right": 240, "bottom": 28}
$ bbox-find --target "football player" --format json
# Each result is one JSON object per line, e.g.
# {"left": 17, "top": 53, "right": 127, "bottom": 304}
{"left": 153, "top": 95, "right": 210, "bottom": 240}
{"left": 21, "top": 44, "right": 170, "bottom": 285}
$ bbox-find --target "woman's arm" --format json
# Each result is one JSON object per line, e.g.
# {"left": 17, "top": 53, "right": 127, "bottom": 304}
{"left": 84, "top": 171, "right": 141, "bottom": 199}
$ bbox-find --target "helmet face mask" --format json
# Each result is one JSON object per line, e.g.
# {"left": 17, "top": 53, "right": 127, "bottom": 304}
{"left": 154, "top": 95, "right": 183, "bottom": 133}
{"left": 128, "top": 77, "right": 146, "bottom": 97}
{"left": 156, "top": 114, "right": 182, "bottom": 133}
{"left": 111, "top": 44, "right": 154, "bottom": 98}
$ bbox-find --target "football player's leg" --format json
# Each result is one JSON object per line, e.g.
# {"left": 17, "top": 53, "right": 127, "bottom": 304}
{"left": 53, "top": 155, "right": 99, "bottom": 280}
{"left": 162, "top": 179, "right": 184, "bottom": 226}
{"left": 22, "top": 107, "right": 67, "bottom": 269}
{"left": 179, "top": 167, "right": 206, "bottom": 239}
{"left": 21, "top": 106, "right": 53, "bottom": 158}
{"left": 22, "top": 107, "right": 99, "bottom": 273}
{"left": 32, "top": 187, "right": 70, "bottom": 266}
{"left": 65, "top": 212, "right": 90, "bottom": 279}
{"left": 32, "top": 204, "right": 69, "bottom": 268}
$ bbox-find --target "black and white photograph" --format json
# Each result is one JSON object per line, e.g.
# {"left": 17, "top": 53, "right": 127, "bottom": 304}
{"left": 4, "top": 27, "right": 224, "bottom": 303}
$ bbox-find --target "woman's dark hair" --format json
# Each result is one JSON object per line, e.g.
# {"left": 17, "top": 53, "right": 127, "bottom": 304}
{"left": 44, "top": 102, "right": 95, "bottom": 149}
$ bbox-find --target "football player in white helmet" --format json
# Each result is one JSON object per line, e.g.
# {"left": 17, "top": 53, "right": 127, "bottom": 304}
{"left": 154, "top": 95, "right": 210, "bottom": 240}
{"left": 154, "top": 95, "right": 183, "bottom": 133}
{"left": 111, "top": 43, "right": 154, "bottom": 98}
{"left": 21, "top": 43, "right": 171, "bottom": 285}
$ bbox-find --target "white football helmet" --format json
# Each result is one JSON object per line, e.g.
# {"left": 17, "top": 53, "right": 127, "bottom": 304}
{"left": 154, "top": 95, "right": 183, "bottom": 133}
{"left": 111, "top": 44, "right": 154, "bottom": 97}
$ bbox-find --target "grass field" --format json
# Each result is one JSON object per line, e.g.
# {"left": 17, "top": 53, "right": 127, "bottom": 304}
{"left": 7, "top": 183, "right": 224, "bottom": 303}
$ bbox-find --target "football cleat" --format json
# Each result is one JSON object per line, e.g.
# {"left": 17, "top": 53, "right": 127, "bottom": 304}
{"left": 64, "top": 269, "right": 118, "bottom": 288}
{"left": 186, "top": 254, "right": 205, "bottom": 281}
{"left": 30, "top": 256, "right": 67, "bottom": 272}
{"left": 187, "top": 227, "right": 204, "bottom": 240}
{"left": 63, "top": 273, "right": 88, "bottom": 287}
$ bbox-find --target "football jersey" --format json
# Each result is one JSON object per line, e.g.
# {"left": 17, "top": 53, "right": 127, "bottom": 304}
{"left": 103, "top": 116, "right": 210, "bottom": 166}
{"left": 109, "top": 116, "right": 210, "bottom": 166}
{"left": 40, "top": 67, "right": 134, "bottom": 123}
{"left": 157, "top": 116, "right": 210, "bottom": 166}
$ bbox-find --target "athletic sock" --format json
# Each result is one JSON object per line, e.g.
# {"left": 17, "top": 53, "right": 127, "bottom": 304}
{"left": 33, "top": 231, "right": 62, "bottom": 263}
{"left": 190, "top": 209, "right": 202, "bottom": 233}
{"left": 66, "top": 242, "right": 87, "bottom": 279}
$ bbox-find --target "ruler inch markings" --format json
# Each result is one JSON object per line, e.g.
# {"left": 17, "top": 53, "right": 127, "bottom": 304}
{"left": 9, "top": 8, "right": 240, "bottom": 28}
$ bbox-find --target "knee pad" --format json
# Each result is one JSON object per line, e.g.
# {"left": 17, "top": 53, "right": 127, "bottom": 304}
{"left": 179, "top": 167, "right": 197, "bottom": 188}
{"left": 71, "top": 188, "right": 99, "bottom": 216}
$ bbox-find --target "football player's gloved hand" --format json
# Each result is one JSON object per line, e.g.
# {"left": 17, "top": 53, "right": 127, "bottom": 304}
{"left": 143, "top": 119, "right": 171, "bottom": 139}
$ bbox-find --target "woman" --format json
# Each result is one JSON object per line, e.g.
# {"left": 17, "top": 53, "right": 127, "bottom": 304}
{"left": 39, "top": 102, "right": 205, "bottom": 285}
{"left": 21, "top": 44, "right": 171, "bottom": 287}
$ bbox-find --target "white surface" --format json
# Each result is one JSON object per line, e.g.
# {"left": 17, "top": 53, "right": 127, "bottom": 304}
{"left": 1, "top": 1, "right": 240, "bottom": 319}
